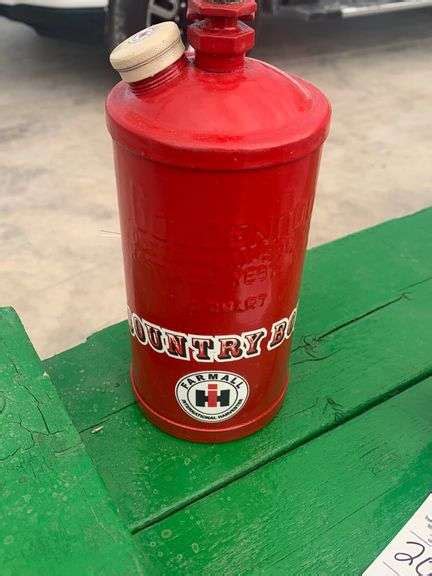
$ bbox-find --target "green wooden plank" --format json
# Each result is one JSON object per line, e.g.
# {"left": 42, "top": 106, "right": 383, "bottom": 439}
{"left": 134, "top": 377, "right": 432, "bottom": 575}
{"left": 73, "top": 277, "right": 432, "bottom": 532}
{"left": 44, "top": 208, "right": 432, "bottom": 530}
{"left": 0, "top": 308, "right": 145, "bottom": 576}
{"left": 46, "top": 208, "right": 432, "bottom": 431}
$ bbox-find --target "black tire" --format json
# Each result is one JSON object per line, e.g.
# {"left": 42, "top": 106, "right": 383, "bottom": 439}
{"left": 106, "top": 0, "right": 187, "bottom": 50}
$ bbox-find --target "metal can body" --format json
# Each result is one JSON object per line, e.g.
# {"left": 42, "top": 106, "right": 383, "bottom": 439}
{"left": 107, "top": 27, "right": 331, "bottom": 442}
{"left": 113, "top": 147, "right": 321, "bottom": 441}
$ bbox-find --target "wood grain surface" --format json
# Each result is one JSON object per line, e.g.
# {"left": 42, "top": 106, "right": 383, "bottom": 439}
{"left": 134, "top": 378, "right": 432, "bottom": 575}
{"left": 0, "top": 308, "right": 144, "bottom": 576}
{"left": 44, "top": 208, "right": 432, "bottom": 534}
{"left": 46, "top": 208, "right": 432, "bottom": 431}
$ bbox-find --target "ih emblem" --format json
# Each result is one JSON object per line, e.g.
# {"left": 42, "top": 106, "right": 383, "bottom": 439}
{"left": 175, "top": 371, "right": 249, "bottom": 423}
{"left": 195, "top": 383, "right": 230, "bottom": 408}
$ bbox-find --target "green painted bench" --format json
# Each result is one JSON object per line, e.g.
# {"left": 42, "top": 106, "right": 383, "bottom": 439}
{"left": 1, "top": 208, "right": 431, "bottom": 575}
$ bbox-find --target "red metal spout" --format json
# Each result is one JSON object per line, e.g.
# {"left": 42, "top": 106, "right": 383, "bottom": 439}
{"left": 187, "top": 0, "right": 256, "bottom": 72}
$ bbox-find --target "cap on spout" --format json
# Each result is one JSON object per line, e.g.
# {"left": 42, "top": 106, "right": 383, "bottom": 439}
{"left": 110, "top": 21, "right": 185, "bottom": 83}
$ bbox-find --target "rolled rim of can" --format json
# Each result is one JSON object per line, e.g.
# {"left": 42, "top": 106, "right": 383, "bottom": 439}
{"left": 109, "top": 22, "right": 185, "bottom": 83}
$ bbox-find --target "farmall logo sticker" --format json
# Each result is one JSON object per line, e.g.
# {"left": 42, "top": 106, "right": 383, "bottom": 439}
{"left": 175, "top": 371, "right": 249, "bottom": 423}
{"left": 127, "top": 305, "right": 297, "bottom": 363}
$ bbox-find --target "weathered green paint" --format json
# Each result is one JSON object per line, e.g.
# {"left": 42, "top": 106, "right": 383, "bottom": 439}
{"left": 135, "top": 378, "right": 432, "bottom": 575}
{"left": 44, "top": 208, "right": 432, "bottom": 532}
{"left": 2, "top": 208, "right": 431, "bottom": 575}
{"left": 46, "top": 207, "right": 432, "bottom": 431}
{"left": 0, "top": 308, "right": 144, "bottom": 576}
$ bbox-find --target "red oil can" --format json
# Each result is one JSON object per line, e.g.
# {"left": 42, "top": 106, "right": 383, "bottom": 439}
{"left": 106, "top": 2, "right": 331, "bottom": 442}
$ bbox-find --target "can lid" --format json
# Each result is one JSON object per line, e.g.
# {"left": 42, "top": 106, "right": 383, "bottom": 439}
{"left": 109, "top": 22, "right": 185, "bottom": 83}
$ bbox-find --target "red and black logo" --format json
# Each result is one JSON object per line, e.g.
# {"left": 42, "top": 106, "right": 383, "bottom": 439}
{"left": 195, "top": 383, "right": 230, "bottom": 408}
{"left": 175, "top": 371, "right": 249, "bottom": 423}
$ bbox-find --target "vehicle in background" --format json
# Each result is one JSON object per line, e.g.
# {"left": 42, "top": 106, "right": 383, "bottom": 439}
{"left": 1, "top": 0, "right": 432, "bottom": 49}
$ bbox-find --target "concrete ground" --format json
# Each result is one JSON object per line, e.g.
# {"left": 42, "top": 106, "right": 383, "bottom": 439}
{"left": 0, "top": 12, "right": 431, "bottom": 358}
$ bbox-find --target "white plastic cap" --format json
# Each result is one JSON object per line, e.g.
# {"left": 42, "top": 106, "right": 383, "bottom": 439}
{"left": 109, "top": 22, "right": 185, "bottom": 83}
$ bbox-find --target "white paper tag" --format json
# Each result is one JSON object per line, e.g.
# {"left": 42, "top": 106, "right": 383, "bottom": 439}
{"left": 363, "top": 494, "right": 432, "bottom": 576}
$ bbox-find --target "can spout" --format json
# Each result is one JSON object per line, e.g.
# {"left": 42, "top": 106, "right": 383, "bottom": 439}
{"left": 187, "top": 0, "right": 256, "bottom": 72}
